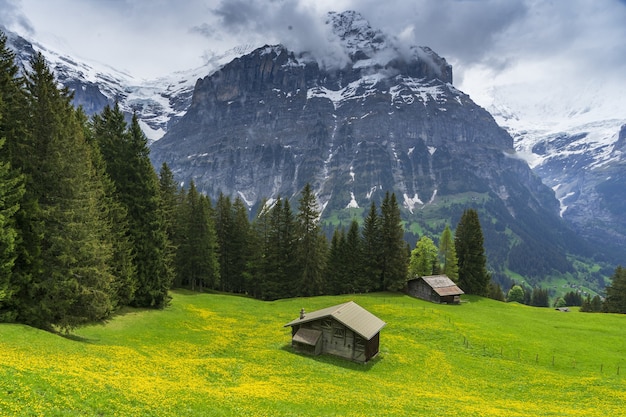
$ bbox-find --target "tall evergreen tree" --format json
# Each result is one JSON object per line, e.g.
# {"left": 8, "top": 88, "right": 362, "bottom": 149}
{"left": 19, "top": 53, "right": 115, "bottom": 330}
{"left": 326, "top": 227, "right": 348, "bottom": 295}
{"left": 93, "top": 107, "right": 173, "bottom": 308}
{"left": 455, "top": 208, "right": 490, "bottom": 296}
{"left": 177, "top": 181, "right": 220, "bottom": 291}
{"left": 260, "top": 198, "right": 297, "bottom": 300}
{"left": 0, "top": 137, "right": 25, "bottom": 321}
{"left": 345, "top": 219, "right": 367, "bottom": 293}
{"left": 380, "top": 192, "right": 408, "bottom": 291}
{"left": 604, "top": 265, "right": 626, "bottom": 313}
{"left": 295, "top": 183, "right": 327, "bottom": 296}
{"left": 230, "top": 197, "right": 252, "bottom": 293}
{"left": 0, "top": 32, "right": 42, "bottom": 323}
{"left": 158, "top": 162, "right": 182, "bottom": 288}
{"left": 438, "top": 225, "right": 459, "bottom": 281}
{"left": 362, "top": 201, "right": 382, "bottom": 291}
{"left": 84, "top": 113, "right": 136, "bottom": 308}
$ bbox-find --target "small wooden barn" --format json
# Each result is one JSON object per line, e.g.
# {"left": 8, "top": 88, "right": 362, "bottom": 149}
{"left": 283, "top": 301, "right": 386, "bottom": 363}
{"left": 406, "top": 275, "right": 464, "bottom": 304}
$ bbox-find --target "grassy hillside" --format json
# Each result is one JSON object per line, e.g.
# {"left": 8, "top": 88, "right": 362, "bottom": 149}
{"left": 1, "top": 291, "right": 625, "bottom": 416}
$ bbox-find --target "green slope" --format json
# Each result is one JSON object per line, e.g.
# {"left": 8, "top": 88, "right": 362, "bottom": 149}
{"left": 1, "top": 291, "right": 625, "bottom": 416}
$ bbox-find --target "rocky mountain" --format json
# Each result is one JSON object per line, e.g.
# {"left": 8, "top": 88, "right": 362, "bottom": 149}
{"left": 3, "top": 13, "right": 618, "bottom": 289}
{"left": 149, "top": 11, "right": 594, "bottom": 286}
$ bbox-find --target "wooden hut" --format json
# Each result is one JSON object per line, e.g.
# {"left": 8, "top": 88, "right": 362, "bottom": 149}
{"left": 283, "top": 301, "right": 386, "bottom": 363}
{"left": 406, "top": 275, "right": 464, "bottom": 304}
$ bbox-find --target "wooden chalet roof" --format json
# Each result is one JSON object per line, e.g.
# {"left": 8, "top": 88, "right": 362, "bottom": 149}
{"left": 283, "top": 301, "right": 386, "bottom": 340}
{"left": 416, "top": 275, "right": 464, "bottom": 296}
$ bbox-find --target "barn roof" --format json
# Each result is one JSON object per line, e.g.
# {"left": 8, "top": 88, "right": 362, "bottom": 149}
{"left": 283, "top": 301, "right": 386, "bottom": 340}
{"left": 416, "top": 275, "right": 464, "bottom": 296}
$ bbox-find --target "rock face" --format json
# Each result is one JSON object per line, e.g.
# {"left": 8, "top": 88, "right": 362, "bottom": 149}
{"left": 150, "top": 11, "right": 590, "bottom": 282}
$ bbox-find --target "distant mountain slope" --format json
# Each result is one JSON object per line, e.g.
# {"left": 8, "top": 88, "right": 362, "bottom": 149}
{"left": 3, "top": 26, "right": 250, "bottom": 142}
{"left": 485, "top": 82, "right": 626, "bottom": 260}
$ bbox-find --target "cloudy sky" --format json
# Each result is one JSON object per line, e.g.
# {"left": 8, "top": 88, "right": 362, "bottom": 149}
{"left": 2, "top": 0, "right": 626, "bottom": 123}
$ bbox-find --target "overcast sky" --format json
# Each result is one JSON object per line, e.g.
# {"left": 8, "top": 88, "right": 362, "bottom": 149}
{"left": 2, "top": 0, "right": 626, "bottom": 122}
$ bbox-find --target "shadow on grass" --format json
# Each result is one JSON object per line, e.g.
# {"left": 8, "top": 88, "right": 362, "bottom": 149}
{"left": 58, "top": 332, "right": 99, "bottom": 344}
{"left": 279, "top": 344, "right": 382, "bottom": 372}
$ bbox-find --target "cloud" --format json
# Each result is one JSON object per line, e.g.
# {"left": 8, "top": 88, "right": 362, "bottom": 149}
{"left": 0, "top": 0, "right": 34, "bottom": 35}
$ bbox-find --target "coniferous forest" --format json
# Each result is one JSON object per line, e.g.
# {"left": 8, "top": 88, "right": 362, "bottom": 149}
{"left": 0, "top": 32, "right": 623, "bottom": 332}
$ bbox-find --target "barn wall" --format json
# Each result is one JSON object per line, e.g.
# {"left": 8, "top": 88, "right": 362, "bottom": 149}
{"left": 407, "top": 279, "right": 438, "bottom": 303}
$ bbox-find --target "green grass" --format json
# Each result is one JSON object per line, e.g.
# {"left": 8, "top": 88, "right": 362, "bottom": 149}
{"left": 1, "top": 291, "right": 625, "bottom": 416}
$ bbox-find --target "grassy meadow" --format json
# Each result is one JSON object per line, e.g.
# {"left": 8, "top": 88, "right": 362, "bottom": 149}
{"left": 1, "top": 291, "right": 625, "bottom": 416}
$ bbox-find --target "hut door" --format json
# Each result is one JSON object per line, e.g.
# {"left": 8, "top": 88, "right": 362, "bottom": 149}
{"left": 353, "top": 336, "right": 365, "bottom": 362}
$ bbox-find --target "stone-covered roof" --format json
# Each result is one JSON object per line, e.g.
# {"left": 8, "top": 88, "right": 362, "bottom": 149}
{"left": 283, "top": 301, "right": 386, "bottom": 340}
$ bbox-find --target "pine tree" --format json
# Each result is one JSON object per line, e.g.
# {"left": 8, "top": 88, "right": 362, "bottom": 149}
{"left": 0, "top": 32, "right": 42, "bottom": 322}
{"left": 326, "top": 227, "right": 348, "bottom": 295}
{"left": 0, "top": 137, "right": 25, "bottom": 321}
{"left": 455, "top": 208, "right": 490, "bottom": 296}
{"left": 362, "top": 201, "right": 382, "bottom": 291}
{"left": 438, "top": 225, "right": 459, "bottom": 281}
{"left": 295, "top": 183, "right": 327, "bottom": 296}
{"left": 93, "top": 107, "right": 173, "bottom": 308}
{"left": 177, "top": 181, "right": 220, "bottom": 291}
{"left": 409, "top": 236, "right": 439, "bottom": 278}
{"left": 345, "top": 219, "right": 366, "bottom": 293}
{"left": 604, "top": 265, "right": 626, "bottom": 313}
{"left": 380, "top": 192, "right": 408, "bottom": 291}
{"left": 231, "top": 197, "right": 254, "bottom": 293}
{"left": 20, "top": 53, "right": 116, "bottom": 330}
{"left": 260, "top": 198, "right": 297, "bottom": 300}
{"left": 531, "top": 287, "right": 550, "bottom": 307}
{"left": 158, "top": 162, "right": 182, "bottom": 288}
{"left": 84, "top": 115, "right": 136, "bottom": 308}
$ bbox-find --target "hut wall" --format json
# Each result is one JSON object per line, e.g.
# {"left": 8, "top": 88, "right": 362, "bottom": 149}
{"left": 290, "top": 318, "right": 380, "bottom": 363}
{"left": 365, "top": 332, "right": 380, "bottom": 362}
{"left": 408, "top": 279, "right": 438, "bottom": 303}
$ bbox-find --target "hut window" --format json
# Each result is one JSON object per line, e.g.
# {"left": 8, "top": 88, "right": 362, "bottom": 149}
{"left": 355, "top": 337, "right": 365, "bottom": 351}
{"left": 333, "top": 328, "right": 344, "bottom": 339}
{"left": 321, "top": 319, "right": 333, "bottom": 330}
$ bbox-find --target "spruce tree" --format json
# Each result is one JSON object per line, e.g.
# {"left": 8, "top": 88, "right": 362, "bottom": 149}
{"left": 455, "top": 208, "right": 490, "bottom": 296}
{"left": 20, "top": 53, "right": 115, "bottom": 330}
{"left": 345, "top": 219, "right": 366, "bottom": 293}
{"left": 158, "top": 162, "right": 182, "bottom": 288}
{"left": 380, "top": 192, "right": 408, "bottom": 291}
{"left": 362, "top": 201, "right": 382, "bottom": 291}
{"left": 230, "top": 197, "right": 252, "bottom": 293}
{"left": 0, "top": 137, "right": 25, "bottom": 321}
{"left": 0, "top": 32, "right": 42, "bottom": 322}
{"left": 295, "top": 183, "right": 327, "bottom": 296}
{"left": 260, "top": 198, "right": 297, "bottom": 300}
{"left": 177, "top": 181, "right": 220, "bottom": 291}
{"left": 438, "top": 225, "right": 459, "bottom": 281}
{"left": 326, "top": 227, "right": 348, "bottom": 295}
{"left": 604, "top": 265, "right": 626, "bottom": 313}
{"left": 93, "top": 107, "right": 173, "bottom": 308}
{"left": 214, "top": 193, "right": 232, "bottom": 291}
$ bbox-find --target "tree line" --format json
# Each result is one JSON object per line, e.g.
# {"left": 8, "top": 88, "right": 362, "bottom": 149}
{"left": 0, "top": 31, "right": 557, "bottom": 332}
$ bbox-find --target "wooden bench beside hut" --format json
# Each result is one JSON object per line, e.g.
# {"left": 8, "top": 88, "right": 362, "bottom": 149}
{"left": 283, "top": 301, "right": 386, "bottom": 363}
{"left": 406, "top": 275, "right": 464, "bottom": 304}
